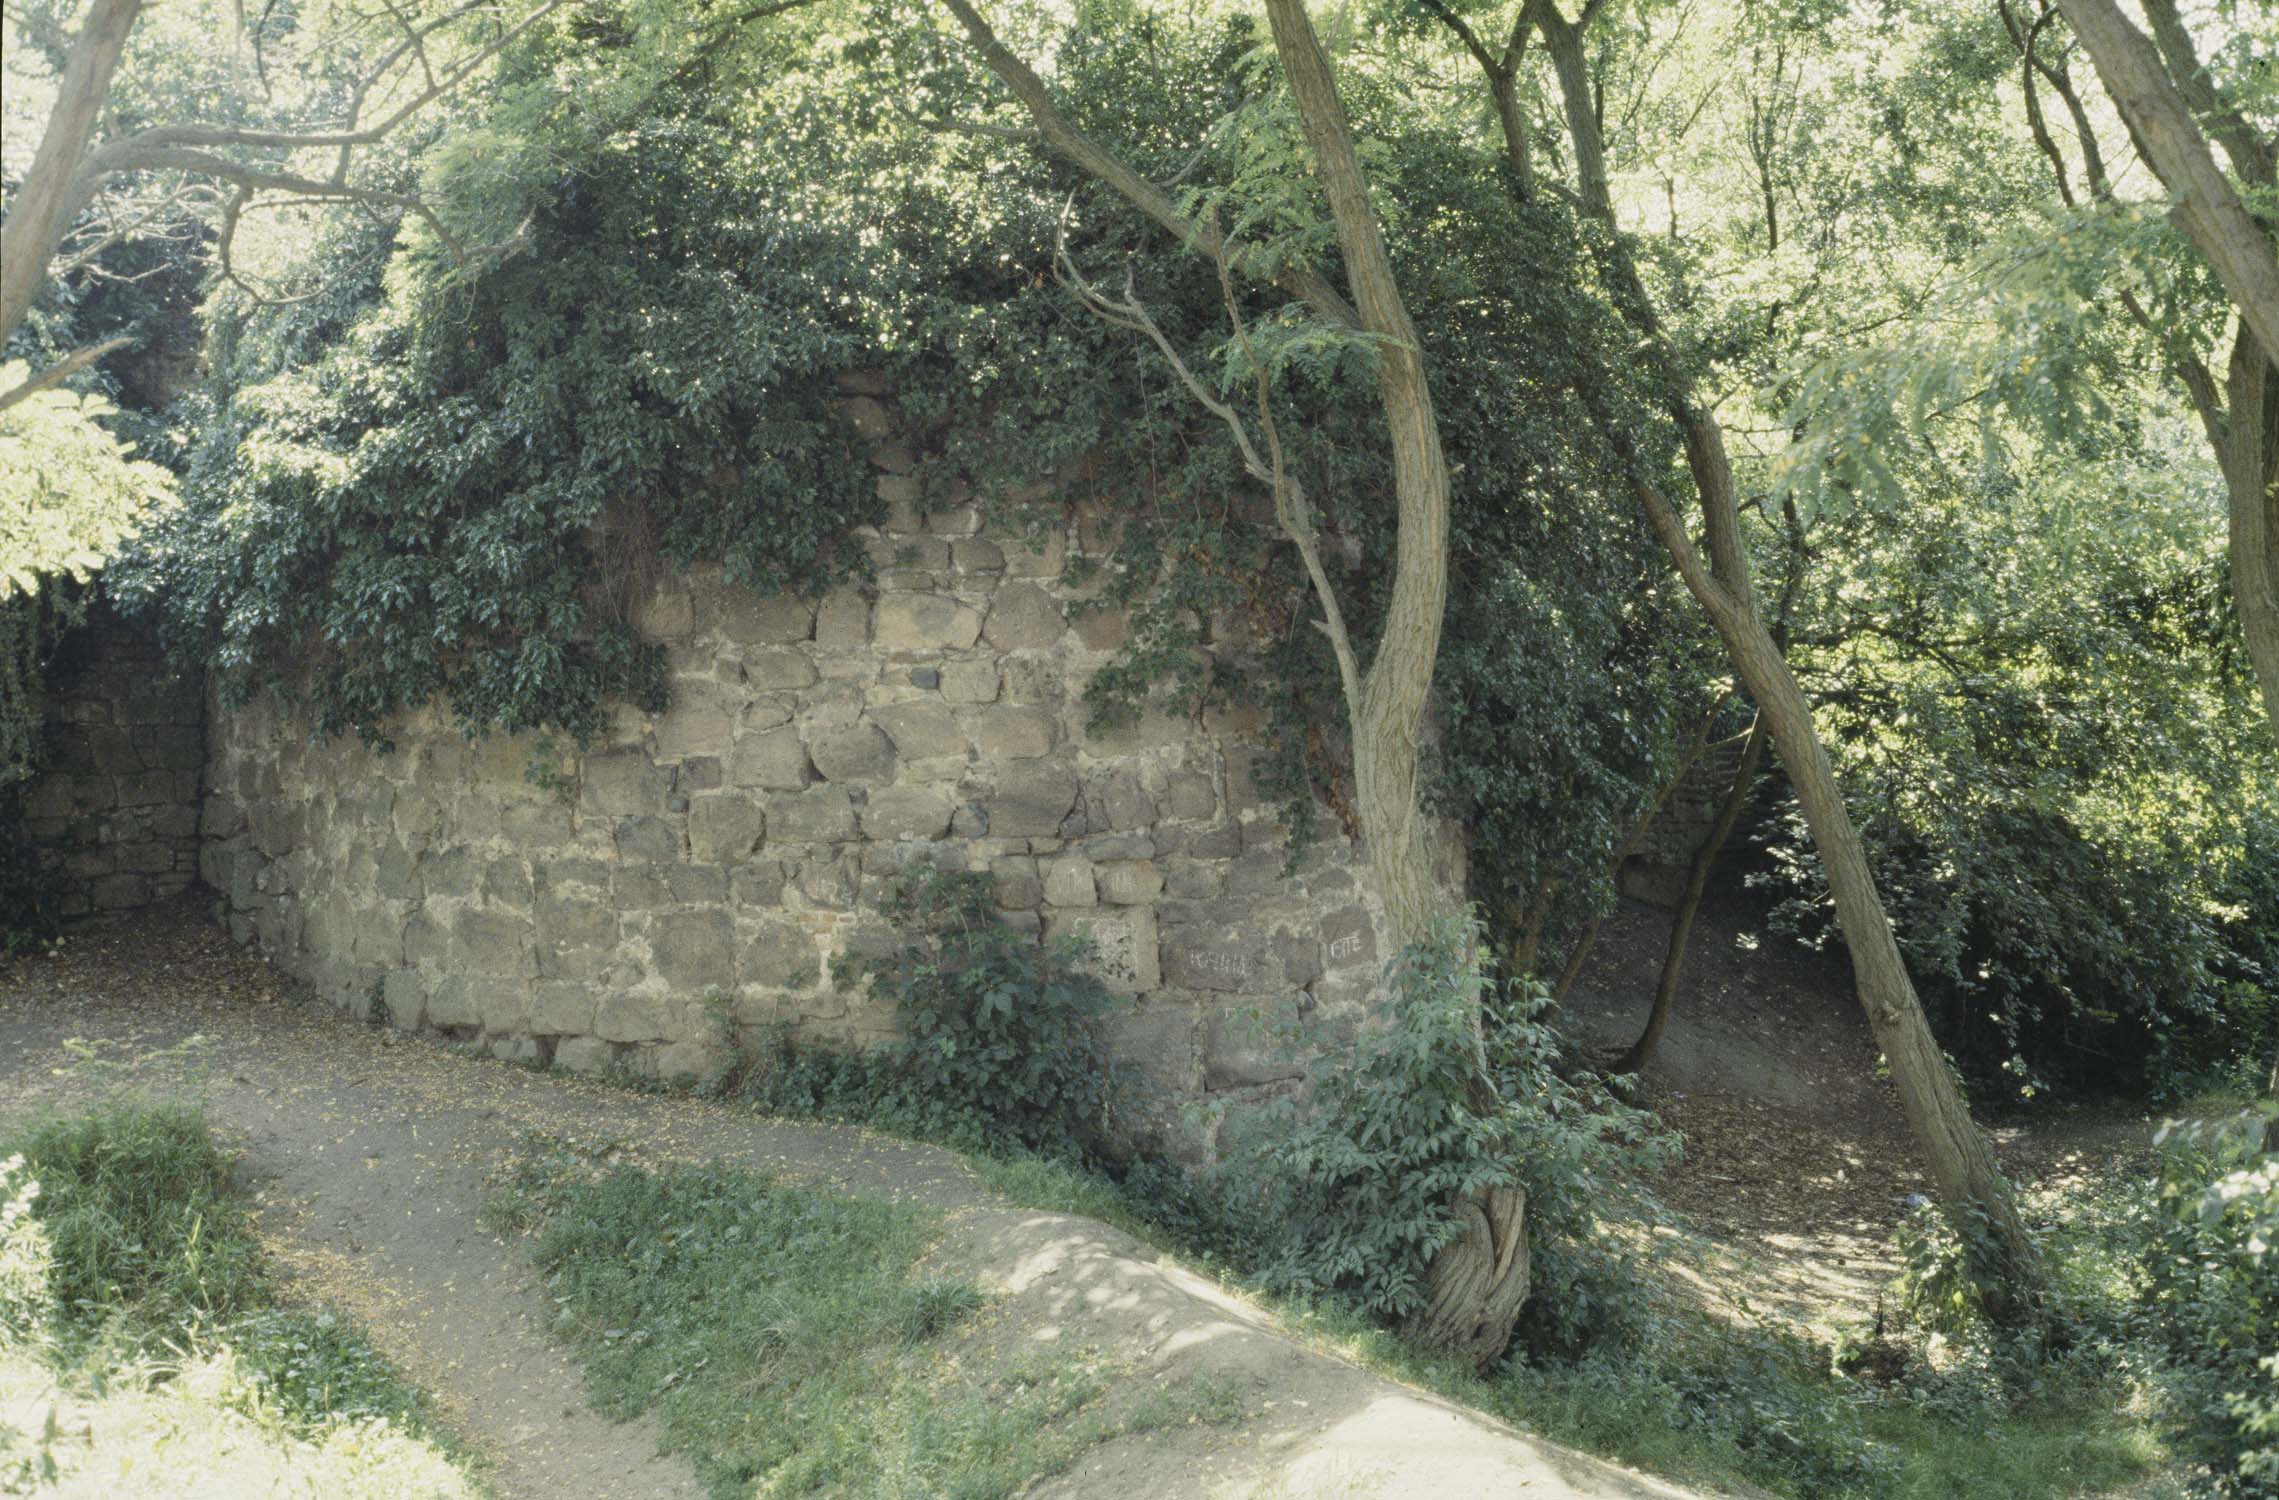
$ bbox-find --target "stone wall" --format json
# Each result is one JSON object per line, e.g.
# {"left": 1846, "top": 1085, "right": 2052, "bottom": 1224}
{"left": 200, "top": 428, "right": 1386, "bottom": 1143}
{"left": 18, "top": 604, "right": 206, "bottom": 918}
{"left": 1620, "top": 737, "right": 1751, "bottom": 905}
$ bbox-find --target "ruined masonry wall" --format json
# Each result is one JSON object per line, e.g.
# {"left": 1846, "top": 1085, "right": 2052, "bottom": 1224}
{"left": 200, "top": 409, "right": 1385, "bottom": 1138}
{"left": 20, "top": 605, "right": 206, "bottom": 918}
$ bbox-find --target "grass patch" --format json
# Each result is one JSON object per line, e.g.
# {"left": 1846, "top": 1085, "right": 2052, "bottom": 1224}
{"left": 498, "top": 1148, "right": 1242, "bottom": 1500}
{"left": 0, "top": 1098, "right": 476, "bottom": 1497}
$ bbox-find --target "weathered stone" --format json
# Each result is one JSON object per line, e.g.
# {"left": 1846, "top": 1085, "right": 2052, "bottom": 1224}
{"left": 1097, "top": 860, "right": 1163, "bottom": 905}
{"left": 1042, "top": 855, "right": 1096, "bottom": 908}
{"left": 985, "top": 763, "right": 1078, "bottom": 838}
{"left": 997, "top": 527, "right": 1067, "bottom": 578}
{"left": 807, "top": 723, "right": 898, "bottom": 784}
{"left": 583, "top": 748, "right": 667, "bottom": 816}
{"left": 767, "top": 786, "right": 858, "bottom": 844}
{"left": 965, "top": 706, "right": 1056, "bottom": 760}
{"left": 990, "top": 856, "right": 1042, "bottom": 910}
{"left": 1071, "top": 605, "right": 1130, "bottom": 651}
{"left": 454, "top": 908, "right": 529, "bottom": 977}
{"left": 742, "top": 649, "right": 820, "bottom": 691}
{"left": 982, "top": 582, "right": 1065, "bottom": 649}
{"left": 554, "top": 1036, "right": 614, "bottom": 1074}
{"left": 1163, "top": 862, "right": 1224, "bottom": 900}
{"left": 873, "top": 594, "right": 982, "bottom": 651}
{"left": 938, "top": 660, "right": 999, "bottom": 703}
{"left": 861, "top": 785, "right": 954, "bottom": 841}
{"left": 1203, "top": 1004, "right": 1305, "bottom": 1090}
{"left": 951, "top": 802, "right": 989, "bottom": 838}
{"left": 530, "top": 982, "right": 596, "bottom": 1035}
{"left": 741, "top": 920, "right": 818, "bottom": 990}
{"left": 689, "top": 794, "right": 766, "bottom": 863}
{"left": 535, "top": 895, "right": 618, "bottom": 978}
{"left": 815, "top": 590, "right": 871, "bottom": 648}
{"left": 1047, "top": 907, "right": 1159, "bottom": 993}
{"left": 425, "top": 978, "right": 483, "bottom": 1029}
{"left": 650, "top": 908, "right": 735, "bottom": 992}
{"left": 952, "top": 538, "right": 1004, "bottom": 573}
{"left": 873, "top": 700, "right": 968, "bottom": 761}
{"left": 908, "top": 666, "right": 941, "bottom": 689}
{"left": 1161, "top": 925, "right": 1261, "bottom": 993}
{"left": 731, "top": 861, "right": 789, "bottom": 906}
{"left": 713, "top": 590, "right": 815, "bottom": 646}
{"left": 632, "top": 582, "right": 695, "bottom": 637}
{"left": 479, "top": 982, "right": 530, "bottom": 1035}
{"left": 1321, "top": 906, "right": 1379, "bottom": 970}
{"left": 381, "top": 970, "right": 427, "bottom": 1029}
{"left": 596, "top": 990, "right": 674, "bottom": 1043}
{"left": 653, "top": 687, "right": 735, "bottom": 761}
{"left": 615, "top": 815, "right": 682, "bottom": 861}
{"left": 728, "top": 728, "right": 811, "bottom": 790}
{"left": 1164, "top": 772, "right": 1217, "bottom": 821}
{"left": 483, "top": 861, "right": 534, "bottom": 908}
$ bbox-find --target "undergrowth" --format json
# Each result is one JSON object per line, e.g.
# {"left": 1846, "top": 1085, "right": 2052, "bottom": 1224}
{"left": 490, "top": 1147, "right": 1241, "bottom": 1500}
{"left": 0, "top": 1098, "right": 473, "bottom": 1496}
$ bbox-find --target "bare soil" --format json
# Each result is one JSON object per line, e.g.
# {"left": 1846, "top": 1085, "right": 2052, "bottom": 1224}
{"left": 1557, "top": 890, "right": 2159, "bottom": 1331}
{"left": 0, "top": 897, "right": 1723, "bottom": 1500}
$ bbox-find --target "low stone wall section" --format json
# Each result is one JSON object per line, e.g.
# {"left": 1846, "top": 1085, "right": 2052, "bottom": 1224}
{"left": 18, "top": 605, "right": 205, "bottom": 918}
{"left": 201, "top": 437, "right": 1386, "bottom": 1142}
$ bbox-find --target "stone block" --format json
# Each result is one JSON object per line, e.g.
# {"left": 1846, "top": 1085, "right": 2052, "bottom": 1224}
{"left": 872, "top": 594, "right": 982, "bottom": 651}
{"left": 632, "top": 582, "right": 695, "bottom": 638}
{"left": 529, "top": 981, "right": 597, "bottom": 1035}
{"left": 713, "top": 590, "right": 815, "bottom": 646}
{"left": 1097, "top": 860, "right": 1163, "bottom": 905}
{"left": 615, "top": 815, "right": 682, "bottom": 861}
{"left": 728, "top": 728, "right": 812, "bottom": 790}
{"left": 483, "top": 860, "right": 534, "bottom": 909}
{"left": 689, "top": 794, "right": 767, "bottom": 864}
{"left": 554, "top": 1037, "right": 614, "bottom": 1075}
{"left": 479, "top": 982, "right": 531, "bottom": 1035}
{"left": 952, "top": 538, "right": 1004, "bottom": 573}
{"left": 965, "top": 706, "right": 1056, "bottom": 760}
{"left": 453, "top": 908, "right": 528, "bottom": 977}
{"left": 731, "top": 861, "right": 789, "bottom": 907}
{"left": 741, "top": 920, "right": 818, "bottom": 990}
{"left": 1042, "top": 855, "right": 1096, "bottom": 909}
{"left": 807, "top": 722, "right": 897, "bottom": 783}
{"left": 1047, "top": 907, "right": 1158, "bottom": 994}
{"left": 1071, "top": 605, "right": 1130, "bottom": 651}
{"left": 650, "top": 908, "right": 735, "bottom": 992}
{"left": 595, "top": 991, "right": 673, "bottom": 1043}
{"left": 1164, "top": 772, "right": 1217, "bottom": 821}
{"left": 1161, "top": 923, "right": 1264, "bottom": 993}
{"left": 938, "top": 660, "right": 999, "bottom": 703}
{"left": 985, "top": 763, "right": 1078, "bottom": 838}
{"left": 767, "top": 786, "right": 858, "bottom": 844}
{"left": 861, "top": 785, "right": 954, "bottom": 841}
{"left": 653, "top": 686, "right": 735, "bottom": 761}
{"left": 88, "top": 872, "right": 151, "bottom": 909}
{"left": 425, "top": 978, "right": 483, "bottom": 1029}
{"left": 982, "top": 582, "right": 1065, "bottom": 649}
{"left": 816, "top": 590, "right": 871, "bottom": 647}
{"left": 742, "top": 649, "right": 819, "bottom": 690}
{"left": 997, "top": 527, "right": 1067, "bottom": 578}
{"left": 1321, "top": 906, "right": 1379, "bottom": 970}
{"left": 873, "top": 700, "right": 968, "bottom": 761}
{"left": 115, "top": 770, "right": 174, "bottom": 808}
{"left": 1202, "top": 1003, "right": 1305, "bottom": 1090}
{"left": 381, "top": 970, "right": 427, "bottom": 1030}
{"left": 583, "top": 748, "right": 666, "bottom": 817}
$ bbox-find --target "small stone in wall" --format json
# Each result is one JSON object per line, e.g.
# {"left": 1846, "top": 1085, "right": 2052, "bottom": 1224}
{"left": 742, "top": 650, "right": 819, "bottom": 691}
{"left": 908, "top": 667, "right": 940, "bottom": 689}
{"left": 964, "top": 706, "right": 1057, "bottom": 760}
{"left": 614, "top": 815, "right": 682, "bottom": 862}
{"left": 768, "top": 786, "right": 859, "bottom": 844}
{"left": 872, "top": 700, "right": 968, "bottom": 762}
{"left": 985, "top": 763, "right": 1078, "bottom": 838}
{"left": 1097, "top": 860, "right": 1163, "bottom": 905}
{"left": 815, "top": 590, "right": 871, "bottom": 648}
{"left": 860, "top": 785, "right": 954, "bottom": 841}
{"left": 689, "top": 794, "right": 766, "bottom": 863}
{"left": 649, "top": 908, "right": 735, "bottom": 993}
{"left": 582, "top": 747, "right": 668, "bottom": 817}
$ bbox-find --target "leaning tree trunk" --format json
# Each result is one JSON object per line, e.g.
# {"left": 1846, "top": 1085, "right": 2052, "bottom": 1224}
{"left": 1613, "top": 712, "right": 1768, "bottom": 1076}
{"left": 2220, "top": 333, "right": 2279, "bottom": 752}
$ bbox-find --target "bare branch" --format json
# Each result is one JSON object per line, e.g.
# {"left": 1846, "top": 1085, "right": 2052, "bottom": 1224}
{"left": 0, "top": 337, "right": 136, "bottom": 414}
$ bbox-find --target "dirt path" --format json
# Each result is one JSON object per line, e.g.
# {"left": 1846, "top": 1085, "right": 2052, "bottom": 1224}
{"left": 0, "top": 900, "right": 1723, "bottom": 1500}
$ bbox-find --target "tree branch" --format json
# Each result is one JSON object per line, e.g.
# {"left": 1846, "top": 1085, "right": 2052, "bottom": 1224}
{"left": 0, "top": 337, "right": 136, "bottom": 415}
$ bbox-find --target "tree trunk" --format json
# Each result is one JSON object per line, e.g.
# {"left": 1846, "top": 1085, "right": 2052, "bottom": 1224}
{"left": 0, "top": 0, "right": 144, "bottom": 351}
{"left": 2220, "top": 333, "right": 2279, "bottom": 751}
{"left": 1612, "top": 712, "right": 1767, "bottom": 1076}
{"left": 2051, "top": 0, "right": 2279, "bottom": 751}
{"left": 1260, "top": 0, "right": 1528, "bottom": 1364}
{"left": 1520, "top": 4, "right": 2044, "bottom": 1303}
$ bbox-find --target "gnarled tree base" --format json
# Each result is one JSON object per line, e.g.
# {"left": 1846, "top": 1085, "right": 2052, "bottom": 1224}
{"left": 1406, "top": 1184, "right": 1530, "bottom": 1369}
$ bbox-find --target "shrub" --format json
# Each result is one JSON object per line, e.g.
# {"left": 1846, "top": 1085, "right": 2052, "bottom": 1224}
{"left": 1235, "top": 914, "right": 1674, "bottom": 1345}
{"left": 738, "top": 861, "right": 1126, "bottom": 1158}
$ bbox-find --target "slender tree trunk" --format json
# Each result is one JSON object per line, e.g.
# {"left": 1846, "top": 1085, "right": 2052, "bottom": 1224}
{"left": 0, "top": 0, "right": 144, "bottom": 351}
{"left": 1519, "top": 3, "right": 2044, "bottom": 1302}
{"left": 2051, "top": 0, "right": 2279, "bottom": 751}
{"left": 1260, "top": 0, "right": 1529, "bottom": 1366}
{"left": 1612, "top": 712, "right": 1768, "bottom": 1076}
